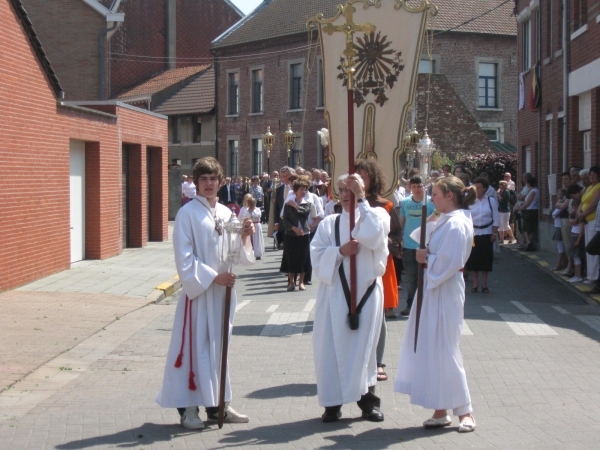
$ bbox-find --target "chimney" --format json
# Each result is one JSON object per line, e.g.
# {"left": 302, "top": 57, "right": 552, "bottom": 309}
{"left": 166, "top": 0, "right": 176, "bottom": 69}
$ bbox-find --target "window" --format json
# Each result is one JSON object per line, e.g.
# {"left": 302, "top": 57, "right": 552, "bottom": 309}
{"left": 478, "top": 63, "right": 497, "bottom": 108}
{"left": 291, "top": 133, "right": 303, "bottom": 166}
{"left": 525, "top": 145, "right": 532, "bottom": 173}
{"left": 316, "top": 57, "right": 324, "bottom": 108}
{"left": 418, "top": 58, "right": 436, "bottom": 74}
{"left": 227, "top": 72, "right": 239, "bottom": 115}
{"left": 169, "top": 117, "right": 180, "bottom": 143}
{"left": 252, "top": 138, "right": 263, "bottom": 176}
{"left": 574, "top": 0, "right": 588, "bottom": 29}
{"left": 194, "top": 117, "right": 202, "bottom": 143}
{"left": 482, "top": 129, "right": 499, "bottom": 141}
{"left": 251, "top": 68, "right": 263, "bottom": 113}
{"left": 228, "top": 140, "right": 238, "bottom": 176}
{"left": 289, "top": 62, "right": 303, "bottom": 110}
{"left": 584, "top": 131, "right": 591, "bottom": 168}
{"left": 523, "top": 19, "right": 531, "bottom": 70}
{"left": 535, "top": 9, "right": 541, "bottom": 61}
{"left": 557, "top": 0, "right": 563, "bottom": 48}
{"left": 547, "top": 120, "right": 553, "bottom": 175}
{"left": 546, "top": 0, "right": 552, "bottom": 57}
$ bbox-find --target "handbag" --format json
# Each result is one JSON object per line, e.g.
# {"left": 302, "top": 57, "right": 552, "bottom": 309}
{"left": 310, "top": 202, "right": 318, "bottom": 219}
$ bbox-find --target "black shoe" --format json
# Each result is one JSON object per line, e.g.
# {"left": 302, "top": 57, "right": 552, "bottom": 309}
{"left": 400, "top": 308, "right": 411, "bottom": 317}
{"left": 306, "top": 281, "right": 312, "bottom": 285}
{"left": 322, "top": 408, "right": 342, "bottom": 422}
{"left": 525, "top": 243, "right": 535, "bottom": 251}
{"left": 361, "top": 408, "right": 384, "bottom": 422}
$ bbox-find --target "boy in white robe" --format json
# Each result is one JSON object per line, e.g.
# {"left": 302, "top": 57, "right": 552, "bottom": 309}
{"left": 310, "top": 174, "right": 390, "bottom": 422}
{"left": 156, "top": 157, "right": 255, "bottom": 430}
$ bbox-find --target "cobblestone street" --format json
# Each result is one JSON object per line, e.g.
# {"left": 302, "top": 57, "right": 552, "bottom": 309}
{"left": 2, "top": 227, "right": 600, "bottom": 449}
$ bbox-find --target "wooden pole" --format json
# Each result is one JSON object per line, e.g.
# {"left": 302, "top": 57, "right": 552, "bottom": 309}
{"left": 347, "top": 89, "right": 357, "bottom": 316}
{"left": 218, "top": 285, "right": 232, "bottom": 428}
{"left": 414, "top": 201, "right": 427, "bottom": 352}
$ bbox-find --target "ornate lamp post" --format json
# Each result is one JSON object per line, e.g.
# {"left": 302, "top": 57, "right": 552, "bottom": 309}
{"left": 262, "top": 126, "right": 275, "bottom": 175}
{"left": 417, "top": 128, "right": 436, "bottom": 181}
{"left": 283, "top": 123, "right": 296, "bottom": 167}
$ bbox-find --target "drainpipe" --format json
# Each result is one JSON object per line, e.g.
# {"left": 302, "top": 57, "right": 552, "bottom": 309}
{"left": 98, "top": 22, "right": 120, "bottom": 100}
{"left": 562, "top": 0, "right": 569, "bottom": 171}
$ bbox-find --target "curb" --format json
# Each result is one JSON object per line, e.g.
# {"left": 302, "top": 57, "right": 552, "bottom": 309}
{"left": 503, "top": 245, "right": 600, "bottom": 307}
{"left": 147, "top": 275, "right": 181, "bottom": 303}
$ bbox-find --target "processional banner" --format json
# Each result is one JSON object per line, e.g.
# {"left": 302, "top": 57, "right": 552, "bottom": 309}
{"left": 309, "top": 0, "right": 437, "bottom": 198}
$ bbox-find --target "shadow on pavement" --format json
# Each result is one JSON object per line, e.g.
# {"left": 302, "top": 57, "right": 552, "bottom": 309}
{"left": 233, "top": 321, "right": 313, "bottom": 336}
{"left": 55, "top": 422, "right": 180, "bottom": 449}
{"left": 245, "top": 382, "right": 317, "bottom": 399}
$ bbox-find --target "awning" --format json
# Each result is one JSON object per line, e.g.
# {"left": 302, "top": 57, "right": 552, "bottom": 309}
{"left": 491, "top": 142, "right": 517, "bottom": 153}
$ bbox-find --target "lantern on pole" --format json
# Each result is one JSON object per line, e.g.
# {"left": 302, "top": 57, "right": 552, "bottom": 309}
{"left": 262, "top": 126, "right": 275, "bottom": 174}
{"left": 417, "top": 128, "right": 436, "bottom": 181}
{"left": 283, "top": 123, "right": 295, "bottom": 166}
{"left": 217, "top": 213, "right": 244, "bottom": 429}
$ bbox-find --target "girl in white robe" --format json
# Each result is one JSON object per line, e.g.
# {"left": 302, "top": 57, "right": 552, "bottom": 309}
{"left": 242, "top": 197, "right": 264, "bottom": 259}
{"left": 156, "top": 195, "right": 254, "bottom": 414}
{"left": 311, "top": 175, "right": 390, "bottom": 419}
{"left": 395, "top": 176, "right": 477, "bottom": 433}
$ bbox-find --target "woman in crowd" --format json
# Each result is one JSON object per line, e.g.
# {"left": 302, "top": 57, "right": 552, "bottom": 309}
{"left": 577, "top": 166, "right": 600, "bottom": 283}
{"left": 282, "top": 177, "right": 312, "bottom": 291}
{"left": 355, "top": 159, "right": 400, "bottom": 382}
{"left": 395, "top": 176, "right": 477, "bottom": 433}
{"left": 466, "top": 177, "right": 499, "bottom": 293}
{"left": 552, "top": 188, "right": 569, "bottom": 270}
{"left": 497, "top": 181, "right": 515, "bottom": 244}
{"left": 515, "top": 177, "right": 539, "bottom": 251}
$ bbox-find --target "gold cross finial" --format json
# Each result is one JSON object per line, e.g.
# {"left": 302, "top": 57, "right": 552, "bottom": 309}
{"left": 322, "top": 3, "right": 376, "bottom": 90}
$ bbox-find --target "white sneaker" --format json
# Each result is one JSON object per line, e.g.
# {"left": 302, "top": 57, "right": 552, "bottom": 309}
{"left": 180, "top": 407, "right": 205, "bottom": 430}
{"left": 207, "top": 405, "right": 250, "bottom": 423}
{"left": 569, "top": 276, "right": 583, "bottom": 283}
{"left": 584, "top": 279, "right": 596, "bottom": 285}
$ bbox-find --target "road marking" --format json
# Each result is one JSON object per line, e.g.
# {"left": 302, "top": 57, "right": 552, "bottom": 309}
{"left": 461, "top": 320, "right": 473, "bottom": 335}
{"left": 576, "top": 315, "right": 600, "bottom": 333}
{"left": 499, "top": 314, "right": 558, "bottom": 336}
{"left": 303, "top": 299, "right": 316, "bottom": 312}
{"left": 511, "top": 301, "right": 533, "bottom": 314}
{"left": 236, "top": 300, "right": 251, "bottom": 312}
{"left": 552, "top": 306, "right": 570, "bottom": 315}
{"left": 482, "top": 306, "right": 496, "bottom": 313}
{"left": 260, "top": 312, "right": 310, "bottom": 337}
{"left": 266, "top": 304, "right": 279, "bottom": 313}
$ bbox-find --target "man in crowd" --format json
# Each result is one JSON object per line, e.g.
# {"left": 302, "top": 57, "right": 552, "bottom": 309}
{"left": 310, "top": 173, "right": 389, "bottom": 423}
{"left": 399, "top": 175, "right": 435, "bottom": 317}
{"left": 504, "top": 172, "right": 516, "bottom": 190}
{"left": 274, "top": 167, "right": 295, "bottom": 249}
{"left": 218, "top": 177, "right": 235, "bottom": 205}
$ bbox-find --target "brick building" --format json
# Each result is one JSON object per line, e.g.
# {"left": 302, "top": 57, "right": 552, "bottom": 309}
{"left": 0, "top": 0, "right": 169, "bottom": 291}
{"left": 21, "top": 0, "right": 242, "bottom": 100}
{"left": 515, "top": 0, "right": 600, "bottom": 250}
{"left": 211, "top": 0, "right": 517, "bottom": 179}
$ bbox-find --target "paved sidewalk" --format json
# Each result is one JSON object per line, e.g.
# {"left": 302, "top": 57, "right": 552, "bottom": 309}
{"left": 2, "top": 227, "right": 600, "bottom": 448}
{"left": 0, "top": 224, "right": 177, "bottom": 392}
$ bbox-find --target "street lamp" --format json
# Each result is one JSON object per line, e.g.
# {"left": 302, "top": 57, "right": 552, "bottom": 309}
{"left": 284, "top": 123, "right": 296, "bottom": 166}
{"left": 262, "top": 126, "right": 275, "bottom": 175}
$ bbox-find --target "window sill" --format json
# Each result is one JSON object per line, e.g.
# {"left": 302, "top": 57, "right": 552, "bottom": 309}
{"left": 521, "top": 68, "right": 532, "bottom": 76}
{"left": 554, "top": 49, "right": 563, "bottom": 58}
{"left": 287, "top": 108, "right": 305, "bottom": 113}
{"left": 571, "top": 24, "right": 588, "bottom": 41}
{"left": 225, "top": 114, "right": 240, "bottom": 118}
{"left": 543, "top": 57, "right": 552, "bottom": 66}
{"left": 476, "top": 107, "right": 503, "bottom": 112}
{"left": 248, "top": 112, "right": 264, "bottom": 116}
{"left": 316, "top": 106, "right": 325, "bottom": 111}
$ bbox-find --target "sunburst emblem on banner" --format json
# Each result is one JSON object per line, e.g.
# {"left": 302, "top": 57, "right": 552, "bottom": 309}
{"left": 337, "top": 31, "right": 405, "bottom": 108}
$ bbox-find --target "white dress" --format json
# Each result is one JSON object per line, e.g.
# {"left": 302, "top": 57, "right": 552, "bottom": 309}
{"left": 247, "top": 207, "right": 264, "bottom": 258}
{"left": 394, "top": 209, "right": 474, "bottom": 416}
{"left": 156, "top": 195, "right": 254, "bottom": 408}
{"left": 310, "top": 202, "right": 390, "bottom": 407}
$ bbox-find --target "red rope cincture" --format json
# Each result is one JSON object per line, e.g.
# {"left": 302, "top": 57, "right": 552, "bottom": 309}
{"left": 174, "top": 295, "right": 196, "bottom": 391}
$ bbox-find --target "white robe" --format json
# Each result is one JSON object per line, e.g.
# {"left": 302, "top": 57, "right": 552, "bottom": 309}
{"left": 156, "top": 195, "right": 254, "bottom": 408}
{"left": 394, "top": 209, "right": 473, "bottom": 414}
{"left": 240, "top": 207, "right": 264, "bottom": 258}
{"left": 310, "top": 202, "right": 390, "bottom": 407}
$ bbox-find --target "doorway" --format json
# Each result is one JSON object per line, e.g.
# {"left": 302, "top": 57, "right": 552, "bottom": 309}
{"left": 70, "top": 141, "right": 85, "bottom": 262}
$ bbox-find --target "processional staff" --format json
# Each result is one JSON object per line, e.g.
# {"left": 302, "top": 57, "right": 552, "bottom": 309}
{"left": 322, "top": 4, "right": 375, "bottom": 323}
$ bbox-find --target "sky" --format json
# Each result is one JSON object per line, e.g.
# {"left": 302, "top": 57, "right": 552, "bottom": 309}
{"left": 231, "top": 0, "right": 263, "bottom": 15}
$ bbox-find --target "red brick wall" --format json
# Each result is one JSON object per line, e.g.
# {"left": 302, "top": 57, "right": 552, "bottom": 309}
{"left": 215, "top": 37, "right": 328, "bottom": 177}
{"left": 0, "top": 0, "right": 168, "bottom": 291}
{"left": 569, "top": 1, "right": 600, "bottom": 72}
{"left": 21, "top": 0, "right": 105, "bottom": 100}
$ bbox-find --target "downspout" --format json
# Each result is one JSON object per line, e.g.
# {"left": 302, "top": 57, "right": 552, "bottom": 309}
{"left": 562, "top": 0, "right": 569, "bottom": 171}
{"left": 99, "top": 21, "right": 120, "bottom": 100}
{"left": 214, "top": 55, "right": 219, "bottom": 161}
{"left": 537, "top": 4, "right": 542, "bottom": 239}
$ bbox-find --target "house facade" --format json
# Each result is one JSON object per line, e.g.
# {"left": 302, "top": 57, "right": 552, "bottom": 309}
{"left": 211, "top": 0, "right": 517, "bottom": 179}
{"left": 0, "top": 0, "right": 169, "bottom": 290}
{"left": 515, "top": 0, "right": 600, "bottom": 250}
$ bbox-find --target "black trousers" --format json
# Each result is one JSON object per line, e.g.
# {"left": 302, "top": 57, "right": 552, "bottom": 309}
{"left": 324, "top": 385, "right": 380, "bottom": 414}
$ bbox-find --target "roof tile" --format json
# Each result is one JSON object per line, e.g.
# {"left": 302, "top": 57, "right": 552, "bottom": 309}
{"left": 154, "top": 66, "right": 215, "bottom": 115}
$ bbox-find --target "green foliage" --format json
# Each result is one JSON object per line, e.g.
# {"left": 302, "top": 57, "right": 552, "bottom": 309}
{"left": 433, "top": 152, "right": 517, "bottom": 188}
